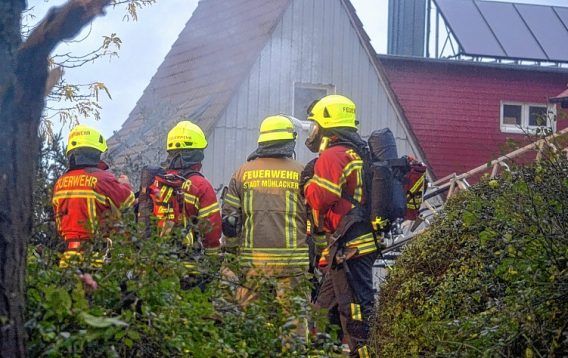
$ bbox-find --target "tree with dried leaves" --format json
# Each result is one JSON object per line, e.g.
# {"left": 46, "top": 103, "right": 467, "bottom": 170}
{"left": 0, "top": 0, "right": 117, "bottom": 355}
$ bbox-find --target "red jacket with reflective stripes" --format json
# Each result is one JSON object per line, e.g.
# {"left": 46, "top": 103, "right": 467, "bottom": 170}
{"left": 304, "top": 145, "right": 365, "bottom": 233}
{"left": 155, "top": 168, "right": 222, "bottom": 250}
{"left": 52, "top": 165, "right": 135, "bottom": 246}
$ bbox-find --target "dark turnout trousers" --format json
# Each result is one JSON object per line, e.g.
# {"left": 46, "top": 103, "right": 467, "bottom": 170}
{"left": 315, "top": 247, "right": 378, "bottom": 357}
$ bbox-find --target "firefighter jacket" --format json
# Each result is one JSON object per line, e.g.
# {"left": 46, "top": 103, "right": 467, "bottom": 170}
{"left": 150, "top": 168, "right": 222, "bottom": 253}
{"left": 222, "top": 157, "right": 308, "bottom": 273}
{"left": 304, "top": 145, "right": 377, "bottom": 256}
{"left": 52, "top": 165, "right": 135, "bottom": 250}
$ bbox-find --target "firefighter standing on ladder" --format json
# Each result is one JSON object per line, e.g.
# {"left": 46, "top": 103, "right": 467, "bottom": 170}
{"left": 52, "top": 125, "right": 135, "bottom": 280}
{"left": 302, "top": 95, "right": 378, "bottom": 358}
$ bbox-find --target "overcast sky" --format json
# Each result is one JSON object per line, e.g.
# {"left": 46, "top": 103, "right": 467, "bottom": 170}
{"left": 27, "top": 0, "right": 567, "bottom": 137}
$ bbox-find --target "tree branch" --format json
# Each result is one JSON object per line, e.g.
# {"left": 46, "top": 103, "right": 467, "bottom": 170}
{"left": 21, "top": 0, "right": 112, "bottom": 58}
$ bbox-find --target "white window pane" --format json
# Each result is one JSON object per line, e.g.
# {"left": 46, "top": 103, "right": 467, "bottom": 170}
{"left": 528, "top": 106, "right": 548, "bottom": 127}
{"left": 502, "top": 104, "right": 522, "bottom": 126}
{"left": 294, "top": 85, "right": 328, "bottom": 120}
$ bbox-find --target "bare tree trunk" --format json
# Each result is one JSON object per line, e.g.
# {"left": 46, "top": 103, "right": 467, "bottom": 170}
{"left": 0, "top": 0, "right": 27, "bottom": 354}
{"left": 0, "top": 1, "right": 111, "bottom": 355}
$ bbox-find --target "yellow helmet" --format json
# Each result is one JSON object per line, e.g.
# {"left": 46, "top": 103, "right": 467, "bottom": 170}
{"left": 307, "top": 95, "right": 357, "bottom": 129}
{"left": 66, "top": 124, "right": 108, "bottom": 155}
{"left": 167, "top": 120, "right": 207, "bottom": 151}
{"left": 258, "top": 115, "right": 297, "bottom": 143}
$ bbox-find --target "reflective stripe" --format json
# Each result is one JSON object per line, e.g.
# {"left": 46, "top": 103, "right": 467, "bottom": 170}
{"left": 339, "top": 159, "right": 364, "bottom": 205}
{"left": 183, "top": 193, "right": 199, "bottom": 207}
{"left": 243, "top": 191, "right": 254, "bottom": 248}
{"left": 309, "top": 175, "right": 341, "bottom": 197}
{"left": 241, "top": 247, "right": 309, "bottom": 254}
{"left": 241, "top": 261, "right": 309, "bottom": 267}
{"left": 342, "top": 159, "right": 363, "bottom": 179}
{"left": 224, "top": 193, "right": 241, "bottom": 208}
{"left": 163, "top": 187, "right": 173, "bottom": 203}
{"left": 409, "top": 174, "right": 425, "bottom": 193}
{"left": 86, "top": 197, "right": 96, "bottom": 232}
{"left": 285, "top": 190, "right": 298, "bottom": 248}
{"left": 197, "top": 202, "right": 220, "bottom": 219}
{"left": 204, "top": 246, "right": 221, "bottom": 256}
{"left": 107, "top": 197, "right": 120, "bottom": 217}
{"left": 357, "top": 346, "right": 371, "bottom": 358}
{"left": 240, "top": 250, "right": 310, "bottom": 266}
{"left": 120, "top": 192, "right": 136, "bottom": 210}
{"left": 313, "top": 233, "right": 327, "bottom": 249}
{"left": 346, "top": 232, "right": 377, "bottom": 255}
{"left": 183, "top": 231, "right": 194, "bottom": 247}
{"left": 354, "top": 169, "right": 363, "bottom": 203}
{"left": 350, "top": 303, "right": 362, "bottom": 321}
{"left": 241, "top": 247, "right": 309, "bottom": 266}
{"left": 52, "top": 190, "right": 107, "bottom": 205}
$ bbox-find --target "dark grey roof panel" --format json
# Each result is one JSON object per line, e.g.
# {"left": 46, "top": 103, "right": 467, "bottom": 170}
{"left": 517, "top": 4, "right": 568, "bottom": 62}
{"left": 477, "top": 1, "right": 546, "bottom": 60}
{"left": 434, "top": 0, "right": 506, "bottom": 57}
{"left": 434, "top": 0, "right": 568, "bottom": 62}
{"left": 555, "top": 6, "right": 568, "bottom": 30}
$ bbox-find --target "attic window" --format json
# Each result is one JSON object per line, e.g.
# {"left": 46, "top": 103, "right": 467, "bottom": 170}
{"left": 500, "top": 102, "right": 555, "bottom": 134}
{"left": 293, "top": 83, "right": 335, "bottom": 121}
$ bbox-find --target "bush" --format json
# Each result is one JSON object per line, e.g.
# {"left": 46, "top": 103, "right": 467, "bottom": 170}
{"left": 371, "top": 155, "right": 568, "bottom": 356}
{"left": 26, "top": 217, "right": 340, "bottom": 357}
{"left": 28, "top": 136, "right": 340, "bottom": 356}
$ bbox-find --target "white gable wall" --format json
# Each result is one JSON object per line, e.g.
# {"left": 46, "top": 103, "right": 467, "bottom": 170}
{"left": 203, "top": 0, "right": 418, "bottom": 188}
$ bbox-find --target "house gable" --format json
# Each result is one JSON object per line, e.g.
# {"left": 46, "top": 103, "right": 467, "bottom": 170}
{"left": 202, "top": 0, "right": 425, "bottom": 187}
{"left": 107, "top": 0, "right": 425, "bottom": 188}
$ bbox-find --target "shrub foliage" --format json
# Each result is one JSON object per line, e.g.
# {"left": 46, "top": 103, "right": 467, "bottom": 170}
{"left": 27, "top": 138, "right": 340, "bottom": 357}
{"left": 26, "top": 219, "right": 341, "bottom": 357}
{"left": 372, "top": 155, "right": 568, "bottom": 357}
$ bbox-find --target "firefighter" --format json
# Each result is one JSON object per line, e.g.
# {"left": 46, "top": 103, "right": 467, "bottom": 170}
{"left": 52, "top": 124, "right": 135, "bottom": 270}
{"left": 221, "top": 115, "right": 308, "bottom": 305}
{"left": 302, "top": 95, "right": 378, "bottom": 358}
{"left": 149, "top": 120, "right": 222, "bottom": 276}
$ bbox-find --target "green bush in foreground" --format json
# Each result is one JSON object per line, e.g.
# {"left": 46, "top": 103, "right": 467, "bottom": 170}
{"left": 25, "top": 218, "right": 340, "bottom": 357}
{"left": 371, "top": 155, "right": 568, "bottom": 357}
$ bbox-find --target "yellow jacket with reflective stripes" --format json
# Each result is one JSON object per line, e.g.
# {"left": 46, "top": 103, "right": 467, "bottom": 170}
{"left": 222, "top": 157, "right": 308, "bottom": 273}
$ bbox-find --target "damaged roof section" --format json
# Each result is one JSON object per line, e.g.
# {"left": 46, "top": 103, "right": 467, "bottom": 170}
{"left": 108, "top": 0, "right": 292, "bottom": 162}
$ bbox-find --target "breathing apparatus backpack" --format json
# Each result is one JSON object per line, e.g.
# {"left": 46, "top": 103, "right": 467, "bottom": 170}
{"left": 139, "top": 166, "right": 203, "bottom": 238}
{"left": 365, "top": 128, "right": 428, "bottom": 232}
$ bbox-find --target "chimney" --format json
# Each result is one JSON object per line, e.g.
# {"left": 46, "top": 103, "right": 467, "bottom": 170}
{"left": 388, "top": 0, "right": 427, "bottom": 57}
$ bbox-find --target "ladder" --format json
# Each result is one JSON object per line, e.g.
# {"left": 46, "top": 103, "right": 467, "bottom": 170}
{"left": 373, "top": 127, "right": 568, "bottom": 285}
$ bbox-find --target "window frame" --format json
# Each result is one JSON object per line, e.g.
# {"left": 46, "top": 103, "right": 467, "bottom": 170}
{"left": 500, "top": 101, "right": 556, "bottom": 134}
{"left": 292, "top": 82, "right": 336, "bottom": 123}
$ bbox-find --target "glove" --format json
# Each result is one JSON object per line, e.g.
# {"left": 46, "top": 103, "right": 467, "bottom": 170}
{"left": 300, "top": 158, "right": 317, "bottom": 195}
{"left": 222, "top": 215, "right": 241, "bottom": 238}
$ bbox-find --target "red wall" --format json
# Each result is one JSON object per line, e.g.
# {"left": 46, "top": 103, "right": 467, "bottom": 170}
{"left": 380, "top": 57, "right": 568, "bottom": 180}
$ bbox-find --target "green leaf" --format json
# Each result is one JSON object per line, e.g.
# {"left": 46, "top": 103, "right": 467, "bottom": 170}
{"left": 45, "top": 287, "right": 71, "bottom": 313}
{"left": 80, "top": 312, "right": 128, "bottom": 328}
{"left": 479, "top": 230, "right": 496, "bottom": 245}
{"left": 127, "top": 329, "right": 141, "bottom": 341}
{"left": 462, "top": 211, "right": 478, "bottom": 227}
